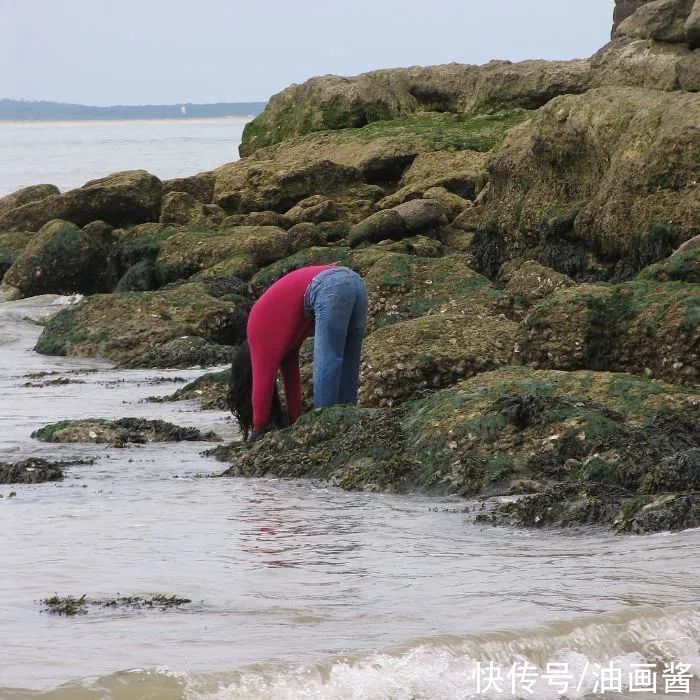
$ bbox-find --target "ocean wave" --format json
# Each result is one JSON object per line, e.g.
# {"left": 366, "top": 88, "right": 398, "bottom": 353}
{"left": 5, "top": 606, "right": 698, "bottom": 700}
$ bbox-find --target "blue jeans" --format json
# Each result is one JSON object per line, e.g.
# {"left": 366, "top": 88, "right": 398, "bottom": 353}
{"left": 304, "top": 266, "right": 368, "bottom": 408}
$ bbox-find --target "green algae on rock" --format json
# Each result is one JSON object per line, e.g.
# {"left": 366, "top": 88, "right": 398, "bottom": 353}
{"left": 502, "top": 260, "right": 575, "bottom": 313}
{"left": 0, "top": 170, "right": 162, "bottom": 232}
{"left": 32, "top": 418, "right": 220, "bottom": 444}
{"left": 360, "top": 313, "right": 517, "bottom": 406}
{"left": 362, "top": 253, "right": 500, "bottom": 329}
{"left": 636, "top": 245, "right": 700, "bottom": 283}
{"left": 238, "top": 62, "right": 589, "bottom": 154}
{"left": 249, "top": 247, "right": 351, "bottom": 294}
{"left": 157, "top": 225, "right": 291, "bottom": 274}
{"left": 217, "top": 367, "right": 699, "bottom": 533}
{"left": 4, "top": 220, "right": 115, "bottom": 297}
{"left": 35, "top": 282, "right": 247, "bottom": 364}
{"left": 482, "top": 87, "right": 700, "bottom": 270}
{"left": 0, "top": 184, "right": 59, "bottom": 219}
{"left": 518, "top": 280, "right": 699, "bottom": 385}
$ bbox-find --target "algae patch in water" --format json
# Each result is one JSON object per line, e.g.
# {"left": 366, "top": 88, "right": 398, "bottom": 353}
{"left": 0, "top": 457, "right": 95, "bottom": 485}
{"left": 41, "top": 593, "right": 192, "bottom": 616}
{"left": 32, "top": 418, "right": 221, "bottom": 445}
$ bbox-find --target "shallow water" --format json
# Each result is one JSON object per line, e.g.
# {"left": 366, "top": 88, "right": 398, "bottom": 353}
{"left": 0, "top": 296, "right": 698, "bottom": 699}
{"left": 0, "top": 117, "right": 248, "bottom": 196}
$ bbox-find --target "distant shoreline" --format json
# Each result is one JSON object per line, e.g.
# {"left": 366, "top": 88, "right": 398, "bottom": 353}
{"left": 0, "top": 116, "right": 255, "bottom": 126}
{"left": 0, "top": 99, "right": 266, "bottom": 122}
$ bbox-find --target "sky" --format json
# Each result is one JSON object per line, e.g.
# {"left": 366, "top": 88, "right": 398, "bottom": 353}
{"left": 0, "top": 0, "right": 615, "bottom": 106}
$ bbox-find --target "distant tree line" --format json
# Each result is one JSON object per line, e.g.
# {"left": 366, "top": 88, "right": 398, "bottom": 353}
{"left": 0, "top": 99, "right": 267, "bottom": 120}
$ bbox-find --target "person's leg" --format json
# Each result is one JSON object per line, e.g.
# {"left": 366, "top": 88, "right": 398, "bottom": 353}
{"left": 338, "top": 274, "right": 368, "bottom": 405}
{"left": 312, "top": 272, "right": 356, "bottom": 408}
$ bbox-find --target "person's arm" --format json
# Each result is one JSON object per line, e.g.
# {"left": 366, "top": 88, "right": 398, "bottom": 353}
{"left": 250, "top": 348, "right": 277, "bottom": 433}
{"left": 280, "top": 350, "right": 303, "bottom": 424}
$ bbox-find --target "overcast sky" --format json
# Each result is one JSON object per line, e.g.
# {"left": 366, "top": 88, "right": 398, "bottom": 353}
{"left": 1, "top": 0, "right": 614, "bottom": 106}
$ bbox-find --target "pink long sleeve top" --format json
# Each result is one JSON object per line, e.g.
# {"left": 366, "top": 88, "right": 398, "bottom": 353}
{"left": 247, "top": 265, "right": 334, "bottom": 432}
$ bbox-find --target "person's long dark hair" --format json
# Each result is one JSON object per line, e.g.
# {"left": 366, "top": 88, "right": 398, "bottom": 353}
{"left": 227, "top": 340, "right": 286, "bottom": 440}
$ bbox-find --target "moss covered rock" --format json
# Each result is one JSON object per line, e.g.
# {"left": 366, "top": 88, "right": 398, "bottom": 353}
{"left": 614, "top": 0, "right": 694, "bottom": 43}
{"left": 157, "top": 226, "right": 291, "bottom": 276}
{"left": 249, "top": 247, "right": 351, "bottom": 294}
{"left": 35, "top": 282, "right": 246, "bottom": 363}
{"left": 362, "top": 253, "right": 499, "bottom": 329}
{"left": 348, "top": 210, "right": 409, "bottom": 247}
{"left": 482, "top": 87, "right": 699, "bottom": 271}
{"left": 159, "top": 191, "right": 225, "bottom": 227}
{"left": 0, "top": 184, "right": 59, "bottom": 219}
{"left": 636, "top": 245, "right": 700, "bottom": 282}
{"left": 214, "top": 157, "right": 369, "bottom": 214}
{"left": 518, "top": 280, "right": 699, "bottom": 384}
{"left": 399, "top": 150, "right": 489, "bottom": 199}
{"left": 161, "top": 171, "right": 215, "bottom": 203}
{"left": 687, "top": 0, "right": 700, "bottom": 46}
{"left": 0, "top": 171, "right": 162, "bottom": 232}
{"left": 239, "top": 62, "right": 589, "bottom": 153}
{"left": 217, "top": 367, "right": 698, "bottom": 532}
{"left": 360, "top": 313, "right": 517, "bottom": 406}
{"left": 503, "top": 260, "right": 575, "bottom": 310}
{"left": 32, "top": 418, "right": 219, "bottom": 444}
{"left": 4, "top": 220, "right": 114, "bottom": 297}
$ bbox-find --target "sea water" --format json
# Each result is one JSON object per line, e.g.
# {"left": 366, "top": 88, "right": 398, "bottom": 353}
{"left": 0, "top": 117, "right": 249, "bottom": 196}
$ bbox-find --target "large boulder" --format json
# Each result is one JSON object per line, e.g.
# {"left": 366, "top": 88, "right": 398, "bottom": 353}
{"left": 159, "top": 191, "right": 225, "bottom": 227}
{"left": 218, "top": 367, "right": 699, "bottom": 533}
{"left": 591, "top": 36, "right": 699, "bottom": 92}
{"left": 4, "top": 220, "right": 114, "bottom": 297}
{"left": 0, "top": 170, "right": 162, "bottom": 231}
{"left": 612, "top": 1, "right": 656, "bottom": 34}
{"left": 361, "top": 253, "right": 500, "bottom": 329}
{"left": 157, "top": 225, "right": 291, "bottom": 277}
{"left": 393, "top": 199, "right": 449, "bottom": 232}
{"left": 349, "top": 199, "right": 449, "bottom": 246}
{"left": 35, "top": 282, "right": 248, "bottom": 364}
{"left": 0, "top": 184, "right": 59, "bottom": 218}
{"left": 348, "top": 210, "right": 408, "bottom": 247}
{"left": 161, "top": 171, "right": 215, "bottom": 203}
{"left": 214, "top": 158, "right": 369, "bottom": 214}
{"left": 482, "top": 87, "right": 699, "bottom": 273}
{"left": 360, "top": 313, "right": 517, "bottom": 406}
{"left": 614, "top": 0, "right": 695, "bottom": 42}
{"left": 239, "top": 61, "right": 592, "bottom": 154}
{"left": 399, "top": 150, "right": 488, "bottom": 198}
{"left": 517, "top": 280, "right": 699, "bottom": 385}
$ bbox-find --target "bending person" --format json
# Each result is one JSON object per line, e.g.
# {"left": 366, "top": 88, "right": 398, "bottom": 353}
{"left": 228, "top": 265, "right": 368, "bottom": 441}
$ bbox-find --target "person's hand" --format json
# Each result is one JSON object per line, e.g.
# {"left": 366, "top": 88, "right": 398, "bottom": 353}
{"left": 248, "top": 424, "right": 276, "bottom": 443}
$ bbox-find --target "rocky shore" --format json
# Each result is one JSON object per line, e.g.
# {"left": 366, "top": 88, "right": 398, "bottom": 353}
{"left": 1, "top": 0, "right": 697, "bottom": 532}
